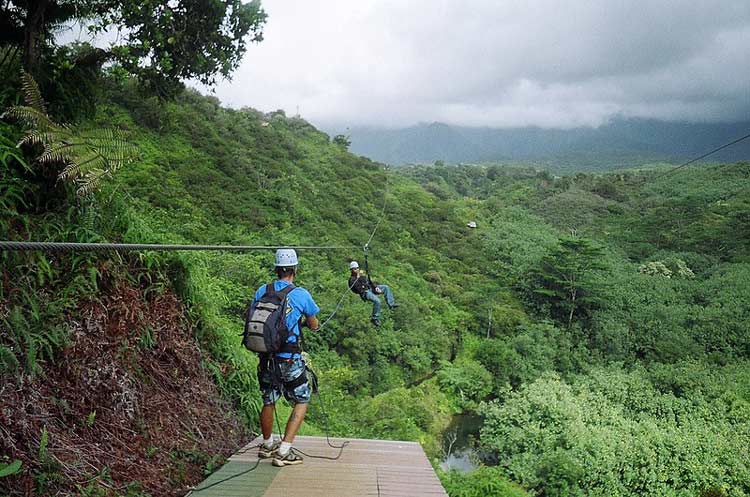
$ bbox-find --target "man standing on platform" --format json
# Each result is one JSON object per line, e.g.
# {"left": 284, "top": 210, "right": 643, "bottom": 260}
{"left": 252, "top": 248, "right": 320, "bottom": 466}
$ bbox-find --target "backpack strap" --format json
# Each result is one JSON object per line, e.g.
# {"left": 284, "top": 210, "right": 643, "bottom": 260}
{"left": 277, "top": 283, "right": 295, "bottom": 297}
{"left": 264, "top": 282, "right": 294, "bottom": 299}
{"left": 277, "top": 283, "right": 300, "bottom": 354}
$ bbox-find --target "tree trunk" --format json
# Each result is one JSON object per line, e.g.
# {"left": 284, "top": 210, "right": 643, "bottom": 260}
{"left": 568, "top": 288, "right": 577, "bottom": 328}
{"left": 22, "top": 0, "right": 49, "bottom": 71}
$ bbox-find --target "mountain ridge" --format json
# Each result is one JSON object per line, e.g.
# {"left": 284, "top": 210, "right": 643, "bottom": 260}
{"left": 328, "top": 118, "right": 750, "bottom": 168}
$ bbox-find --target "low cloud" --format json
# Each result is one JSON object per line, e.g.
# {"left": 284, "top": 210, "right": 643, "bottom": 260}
{"left": 205, "top": 0, "right": 750, "bottom": 129}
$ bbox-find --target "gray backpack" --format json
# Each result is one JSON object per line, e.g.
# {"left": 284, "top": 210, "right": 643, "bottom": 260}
{"left": 243, "top": 284, "right": 298, "bottom": 354}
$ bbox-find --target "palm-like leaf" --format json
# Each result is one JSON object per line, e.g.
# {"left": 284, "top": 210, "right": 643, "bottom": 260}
{"left": 2, "top": 71, "right": 138, "bottom": 195}
{"left": 20, "top": 71, "right": 47, "bottom": 114}
{"left": 2, "top": 106, "right": 58, "bottom": 133}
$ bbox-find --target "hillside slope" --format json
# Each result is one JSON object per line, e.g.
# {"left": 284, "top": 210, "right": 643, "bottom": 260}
{"left": 0, "top": 261, "right": 248, "bottom": 496}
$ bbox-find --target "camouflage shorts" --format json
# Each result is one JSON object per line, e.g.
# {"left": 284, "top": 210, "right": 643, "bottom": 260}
{"left": 257, "top": 355, "right": 311, "bottom": 405}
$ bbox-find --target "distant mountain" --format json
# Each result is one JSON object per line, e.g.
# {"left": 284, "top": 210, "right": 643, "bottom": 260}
{"left": 329, "top": 119, "right": 750, "bottom": 168}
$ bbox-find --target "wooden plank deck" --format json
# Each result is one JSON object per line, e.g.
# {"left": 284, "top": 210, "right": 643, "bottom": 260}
{"left": 187, "top": 436, "right": 448, "bottom": 497}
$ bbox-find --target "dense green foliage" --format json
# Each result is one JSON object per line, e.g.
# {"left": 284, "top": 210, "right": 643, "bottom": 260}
{"left": 439, "top": 466, "right": 530, "bottom": 497}
{"left": 402, "top": 160, "right": 750, "bottom": 496}
{"left": 2, "top": 61, "right": 749, "bottom": 497}
{"left": 481, "top": 364, "right": 750, "bottom": 497}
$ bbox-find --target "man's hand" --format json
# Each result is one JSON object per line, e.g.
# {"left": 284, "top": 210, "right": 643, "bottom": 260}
{"left": 305, "top": 315, "right": 320, "bottom": 332}
{"left": 374, "top": 286, "right": 383, "bottom": 294}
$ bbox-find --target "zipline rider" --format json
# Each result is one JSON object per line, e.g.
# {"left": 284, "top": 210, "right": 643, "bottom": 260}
{"left": 348, "top": 261, "right": 398, "bottom": 327}
{"left": 251, "top": 249, "right": 320, "bottom": 467}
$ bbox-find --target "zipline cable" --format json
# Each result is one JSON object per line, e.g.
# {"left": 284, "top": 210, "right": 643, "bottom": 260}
{"left": 2, "top": 169, "right": 390, "bottom": 257}
{"left": 271, "top": 374, "right": 350, "bottom": 461}
{"left": 365, "top": 167, "right": 390, "bottom": 249}
{"left": 0, "top": 241, "right": 353, "bottom": 252}
{"left": 186, "top": 444, "right": 262, "bottom": 494}
{"left": 653, "top": 131, "right": 750, "bottom": 180}
{"left": 317, "top": 277, "right": 358, "bottom": 330}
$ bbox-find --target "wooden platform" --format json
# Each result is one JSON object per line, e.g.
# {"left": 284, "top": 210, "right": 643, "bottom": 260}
{"left": 187, "top": 436, "right": 448, "bottom": 497}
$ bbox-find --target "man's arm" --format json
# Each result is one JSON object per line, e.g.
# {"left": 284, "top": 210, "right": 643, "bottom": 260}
{"left": 300, "top": 289, "right": 321, "bottom": 331}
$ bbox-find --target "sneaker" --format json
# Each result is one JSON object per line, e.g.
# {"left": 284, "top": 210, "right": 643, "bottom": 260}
{"left": 371, "top": 318, "right": 381, "bottom": 328}
{"left": 390, "top": 303, "right": 400, "bottom": 310}
{"left": 273, "top": 449, "right": 304, "bottom": 467}
{"left": 258, "top": 440, "right": 280, "bottom": 459}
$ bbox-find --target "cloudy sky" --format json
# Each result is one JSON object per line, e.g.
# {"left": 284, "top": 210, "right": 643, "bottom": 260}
{"left": 203, "top": 0, "right": 750, "bottom": 129}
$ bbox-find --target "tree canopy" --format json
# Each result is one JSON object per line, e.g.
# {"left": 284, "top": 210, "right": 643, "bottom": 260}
{"left": 3, "top": 0, "right": 266, "bottom": 94}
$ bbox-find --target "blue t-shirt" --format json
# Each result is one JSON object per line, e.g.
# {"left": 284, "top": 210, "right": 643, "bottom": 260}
{"left": 252, "top": 280, "right": 320, "bottom": 358}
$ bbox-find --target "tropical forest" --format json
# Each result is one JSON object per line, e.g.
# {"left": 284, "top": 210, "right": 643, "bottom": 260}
{"left": 1, "top": 1, "right": 749, "bottom": 497}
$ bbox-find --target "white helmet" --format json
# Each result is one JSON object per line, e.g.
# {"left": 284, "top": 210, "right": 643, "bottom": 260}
{"left": 349, "top": 261, "right": 359, "bottom": 270}
{"left": 275, "top": 248, "right": 298, "bottom": 267}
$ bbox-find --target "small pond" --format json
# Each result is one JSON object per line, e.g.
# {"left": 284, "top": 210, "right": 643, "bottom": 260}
{"left": 439, "top": 413, "right": 482, "bottom": 473}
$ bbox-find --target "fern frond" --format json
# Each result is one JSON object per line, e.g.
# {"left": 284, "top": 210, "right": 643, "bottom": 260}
{"left": 59, "top": 150, "right": 106, "bottom": 180}
{"left": 36, "top": 147, "right": 70, "bottom": 166}
{"left": 2, "top": 72, "right": 139, "bottom": 195}
{"left": 76, "top": 169, "right": 110, "bottom": 196}
{"left": 3, "top": 106, "right": 57, "bottom": 132}
{"left": 19, "top": 130, "right": 57, "bottom": 148}
{"left": 74, "top": 128, "right": 138, "bottom": 163}
{"left": 20, "top": 70, "right": 47, "bottom": 114}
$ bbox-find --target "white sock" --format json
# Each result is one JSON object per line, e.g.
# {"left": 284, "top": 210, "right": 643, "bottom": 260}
{"left": 263, "top": 437, "right": 274, "bottom": 448}
{"left": 278, "top": 441, "right": 292, "bottom": 456}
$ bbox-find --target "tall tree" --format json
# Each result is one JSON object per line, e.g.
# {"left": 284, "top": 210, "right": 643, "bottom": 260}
{"left": 528, "top": 236, "right": 606, "bottom": 328}
{"left": 3, "top": 0, "right": 266, "bottom": 93}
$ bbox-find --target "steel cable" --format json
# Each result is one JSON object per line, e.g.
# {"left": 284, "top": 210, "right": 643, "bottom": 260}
{"left": 0, "top": 241, "right": 353, "bottom": 252}
{"left": 652, "top": 131, "right": 750, "bottom": 180}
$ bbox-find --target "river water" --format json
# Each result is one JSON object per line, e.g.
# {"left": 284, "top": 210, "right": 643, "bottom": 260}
{"left": 439, "top": 413, "right": 482, "bottom": 472}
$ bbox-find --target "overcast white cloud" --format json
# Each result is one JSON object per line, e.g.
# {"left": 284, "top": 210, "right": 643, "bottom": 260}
{"left": 200, "top": 0, "right": 750, "bottom": 129}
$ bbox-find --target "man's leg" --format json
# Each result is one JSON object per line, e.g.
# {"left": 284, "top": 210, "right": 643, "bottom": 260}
{"left": 378, "top": 285, "right": 396, "bottom": 308}
{"left": 283, "top": 402, "right": 308, "bottom": 443}
{"left": 273, "top": 357, "right": 311, "bottom": 466}
{"left": 257, "top": 354, "right": 282, "bottom": 458}
{"left": 258, "top": 404, "right": 280, "bottom": 458}
{"left": 260, "top": 404, "right": 275, "bottom": 440}
{"left": 364, "top": 289, "right": 382, "bottom": 322}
